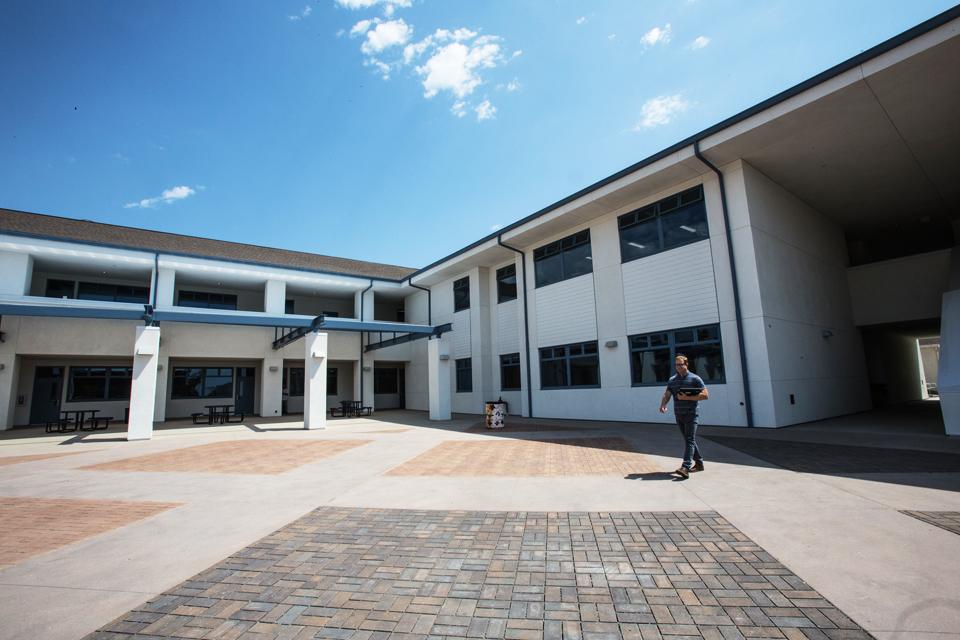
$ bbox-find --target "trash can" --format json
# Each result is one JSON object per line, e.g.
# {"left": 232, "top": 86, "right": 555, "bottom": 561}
{"left": 484, "top": 399, "right": 507, "bottom": 429}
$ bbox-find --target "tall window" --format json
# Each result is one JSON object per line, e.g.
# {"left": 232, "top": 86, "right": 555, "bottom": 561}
{"left": 496, "top": 264, "right": 517, "bottom": 303}
{"left": 453, "top": 277, "right": 470, "bottom": 312}
{"left": 171, "top": 367, "right": 234, "bottom": 398}
{"left": 500, "top": 353, "right": 521, "bottom": 391}
{"left": 533, "top": 230, "right": 592, "bottom": 288}
{"left": 455, "top": 358, "right": 473, "bottom": 392}
{"left": 45, "top": 279, "right": 75, "bottom": 299}
{"left": 374, "top": 368, "right": 399, "bottom": 394}
{"left": 68, "top": 366, "right": 132, "bottom": 401}
{"left": 619, "top": 186, "right": 708, "bottom": 263}
{"left": 327, "top": 368, "right": 338, "bottom": 395}
{"left": 285, "top": 299, "right": 295, "bottom": 314}
{"left": 283, "top": 367, "right": 336, "bottom": 396}
{"left": 539, "top": 341, "right": 599, "bottom": 389}
{"left": 178, "top": 291, "right": 238, "bottom": 310}
{"left": 45, "top": 280, "right": 148, "bottom": 303}
{"left": 629, "top": 323, "right": 725, "bottom": 385}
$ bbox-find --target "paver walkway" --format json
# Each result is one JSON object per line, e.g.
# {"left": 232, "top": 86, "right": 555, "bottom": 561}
{"left": 86, "top": 507, "right": 870, "bottom": 640}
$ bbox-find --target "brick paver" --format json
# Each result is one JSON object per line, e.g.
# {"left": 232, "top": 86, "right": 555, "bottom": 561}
{"left": 466, "top": 422, "right": 598, "bottom": 434}
{"left": 0, "top": 451, "right": 95, "bottom": 466}
{"left": 83, "top": 440, "right": 371, "bottom": 475}
{"left": 0, "top": 497, "right": 179, "bottom": 567}
{"left": 386, "top": 438, "right": 659, "bottom": 476}
{"left": 86, "top": 507, "right": 872, "bottom": 639}
{"left": 702, "top": 436, "right": 960, "bottom": 474}
{"left": 900, "top": 511, "right": 960, "bottom": 536}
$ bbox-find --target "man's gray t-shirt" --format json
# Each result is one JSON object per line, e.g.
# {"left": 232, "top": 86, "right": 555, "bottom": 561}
{"left": 667, "top": 372, "right": 705, "bottom": 415}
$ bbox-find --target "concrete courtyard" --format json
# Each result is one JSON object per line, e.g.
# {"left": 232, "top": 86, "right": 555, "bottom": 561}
{"left": 0, "top": 405, "right": 958, "bottom": 640}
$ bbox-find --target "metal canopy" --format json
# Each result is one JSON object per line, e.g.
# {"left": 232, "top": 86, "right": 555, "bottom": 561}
{"left": 365, "top": 323, "right": 452, "bottom": 352}
{"left": 271, "top": 316, "right": 446, "bottom": 350}
{"left": 0, "top": 296, "right": 147, "bottom": 321}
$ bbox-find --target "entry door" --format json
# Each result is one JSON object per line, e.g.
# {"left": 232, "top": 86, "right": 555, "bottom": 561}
{"left": 235, "top": 368, "right": 256, "bottom": 414}
{"left": 398, "top": 367, "right": 406, "bottom": 410}
{"left": 30, "top": 366, "right": 64, "bottom": 424}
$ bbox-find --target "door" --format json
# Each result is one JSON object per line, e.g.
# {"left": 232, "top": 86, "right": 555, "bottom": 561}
{"left": 235, "top": 367, "right": 256, "bottom": 414}
{"left": 398, "top": 366, "right": 406, "bottom": 410}
{"left": 30, "top": 366, "right": 64, "bottom": 424}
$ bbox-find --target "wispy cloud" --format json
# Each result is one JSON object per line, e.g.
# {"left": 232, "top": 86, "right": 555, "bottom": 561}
{"left": 607, "top": 33, "right": 616, "bottom": 41}
{"left": 576, "top": 16, "right": 587, "bottom": 25}
{"left": 288, "top": 5, "right": 312, "bottom": 21}
{"left": 124, "top": 185, "right": 197, "bottom": 209}
{"left": 360, "top": 19, "right": 412, "bottom": 55}
{"left": 335, "top": 0, "right": 411, "bottom": 17}
{"left": 474, "top": 100, "right": 496, "bottom": 121}
{"left": 690, "top": 35, "right": 710, "bottom": 49}
{"left": 641, "top": 23, "right": 671, "bottom": 47}
{"left": 497, "top": 78, "right": 521, "bottom": 92}
{"left": 635, "top": 94, "right": 689, "bottom": 129}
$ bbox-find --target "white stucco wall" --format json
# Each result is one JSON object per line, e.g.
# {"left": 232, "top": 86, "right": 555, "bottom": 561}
{"left": 847, "top": 250, "right": 951, "bottom": 326}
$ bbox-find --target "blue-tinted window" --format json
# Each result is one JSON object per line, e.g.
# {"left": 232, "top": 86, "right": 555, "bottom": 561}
{"left": 455, "top": 358, "right": 473, "bottom": 392}
{"left": 453, "top": 277, "right": 470, "bottom": 312}
{"left": 533, "top": 231, "right": 592, "bottom": 288}
{"left": 619, "top": 186, "right": 708, "bottom": 263}
{"left": 629, "top": 323, "right": 724, "bottom": 385}
{"left": 539, "top": 341, "right": 599, "bottom": 389}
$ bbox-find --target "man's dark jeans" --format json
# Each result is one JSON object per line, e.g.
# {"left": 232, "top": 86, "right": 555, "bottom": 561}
{"left": 675, "top": 412, "right": 703, "bottom": 469}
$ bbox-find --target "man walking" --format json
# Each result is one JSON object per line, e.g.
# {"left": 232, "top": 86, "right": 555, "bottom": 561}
{"left": 659, "top": 354, "right": 709, "bottom": 479}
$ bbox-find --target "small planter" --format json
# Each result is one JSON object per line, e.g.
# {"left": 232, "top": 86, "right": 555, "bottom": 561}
{"left": 484, "top": 400, "right": 507, "bottom": 429}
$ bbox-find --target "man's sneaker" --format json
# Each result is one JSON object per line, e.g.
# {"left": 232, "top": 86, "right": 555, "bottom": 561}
{"left": 691, "top": 461, "right": 705, "bottom": 472}
{"left": 674, "top": 466, "right": 690, "bottom": 479}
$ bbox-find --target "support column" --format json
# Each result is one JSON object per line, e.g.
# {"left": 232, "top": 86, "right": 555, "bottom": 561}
{"left": 265, "top": 279, "right": 286, "bottom": 315}
{"left": 428, "top": 337, "right": 451, "bottom": 421}
{"left": 0, "top": 355, "right": 19, "bottom": 430}
{"left": 304, "top": 332, "right": 328, "bottom": 430}
{"left": 355, "top": 286, "right": 375, "bottom": 411}
{"left": 154, "top": 267, "right": 175, "bottom": 308}
{"left": 941, "top": 246, "right": 960, "bottom": 436}
{"left": 153, "top": 355, "right": 169, "bottom": 422}
{"left": 0, "top": 251, "right": 33, "bottom": 295}
{"left": 128, "top": 326, "right": 160, "bottom": 440}
{"left": 261, "top": 357, "right": 283, "bottom": 418}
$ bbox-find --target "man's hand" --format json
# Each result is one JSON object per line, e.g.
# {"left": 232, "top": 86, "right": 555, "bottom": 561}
{"left": 659, "top": 405, "right": 668, "bottom": 413}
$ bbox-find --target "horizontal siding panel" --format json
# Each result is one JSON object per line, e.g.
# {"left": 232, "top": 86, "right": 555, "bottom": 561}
{"left": 452, "top": 310, "right": 471, "bottom": 357}
{"left": 622, "top": 241, "right": 719, "bottom": 335}
{"left": 535, "top": 274, "right": 597, "bottom": 346}
{"left": 497, "top": 300, "right": 520, "bottom": 354}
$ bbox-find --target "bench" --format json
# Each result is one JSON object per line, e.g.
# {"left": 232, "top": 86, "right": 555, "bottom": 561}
{"left": 329, "top": 406, "right": 346, "bottom": 417}
{"left": 357, "top": 406, "right": 372, "bottom": 417}
{"left": 225, "top": 412, "right": 245, "bottom": 423}
{"left": 45, "top": 418, "right": 73, "bottom": 433}
{"left": 191, "top": 412, "right": 206, "bottom": 424}
{"left": 82, "top": 416, "right": 112, "bottom": 431}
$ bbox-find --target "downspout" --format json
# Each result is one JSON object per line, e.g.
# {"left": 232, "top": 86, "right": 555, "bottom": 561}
{"left": 358, "top": 279, "right": 373, "bottom": 405}
{"left": 150, "top": 253, "right": 160, "bottom": 308}
{"left": 693, "top": 140, "right": 754, "bottom": 428}
{"left": 497, "top": 236, "right": 534, "bottom": 418}
{"left": 407, "top": 278, "right": 431, "bottom": 324}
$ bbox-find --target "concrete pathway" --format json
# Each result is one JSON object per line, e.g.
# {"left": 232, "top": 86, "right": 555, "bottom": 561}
{"left": 0, "top": 407, "right": 956, "bottom": 639}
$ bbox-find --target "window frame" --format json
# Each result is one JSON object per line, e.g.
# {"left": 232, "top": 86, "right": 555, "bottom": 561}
{"left": 177, "top": 290, "right": 239, "bottom": 310}
{"left": 538, "top": 341, "right": 600, "bottom": 390}
{"left": 499, "top": 353, "right": 521, "bottom": 391}
{"left": 455, "top": 357, "right": 473, "bottom": 393}
{"left": 283, "top": 367, "right": 337, "bottom": 396}
{"left": 496, "top": 264, "right": 518, "bottom": 303}
{"left": 171, "top": 367, "right": 235, "bottom": 399}
{"left": 453, "top": 276, "right": 470, "bottom": 312}
{"left": 618, "top": 185, "right": 708, "bottom": 264}
{"left": 533, "top": 230, "right": 593, "bottom": 288}
{"left": 67, "top": 366, "right": 133, "bottom": 401}
{"left": 628, "top": 323, "right": 725, "bottom": 386}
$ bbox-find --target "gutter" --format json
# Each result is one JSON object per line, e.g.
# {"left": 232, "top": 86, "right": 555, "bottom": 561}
{"left": 407, "top": 278, "right": 431, "bottom": 324}
{"left": 693, "top": 141, "right": 754, "bottom": 428}
{"left": 497, "top": 236, "right": 534, "bottom": 418}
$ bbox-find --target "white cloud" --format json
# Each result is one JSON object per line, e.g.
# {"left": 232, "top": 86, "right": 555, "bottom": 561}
{"left": 474, "top": 100, "right": 496, "bottom": 121}
{"left": 416, "top": 40, "right": 501, "bottom": 99}
{"left": 690, "top": 35, "right": 710, "bottom": 49}
{"left": 288, "top": 5, "right": 312, "bottom": 20}
{"left": 350, "top": 19, "right": 373, "bottom": 36}
{"left": 361, "top": 19, "right": 412, "bottom": 54}
{"left": 576, "top": 16, "right": 587, "bottom": 25}
{"left": 641, "top": 23, "right": 671, "bottom": 47}
{"left": 451, "top": 101, "right": 468, "bottom": 118}
{"left": 635, "top": 94, "right": 689, "bottom": 129}
{"left": 607, "top": 33, "right": 616, "bottom": 41}
{"left": 335, "top": 0, "right": 411, "bottom": 14}
{"left": 499, "top": 78, "right": 520, "bottom": 92}
{"left": 124, "top": 185, "right": 197, "bottom": 209}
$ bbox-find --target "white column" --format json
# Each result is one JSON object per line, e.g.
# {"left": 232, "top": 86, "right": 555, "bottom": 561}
{"left": 153, "top": 355, "right": 169, "bottom": 422}
{"left": 940, "top": 290, "right": 960, "bottom": 436}
{"left": 265, "top": 279, "right": 286, "bottom": 315}
{"left": 261, "top": 357, "right": 283, "bottom": 418}
{"left": 128, "top": 326, "right": 160, "bottom": 440}
{"left": 304, "top": 332, "right": 328, "bottom": 430}
{"left": 355, "top": 287, "right": 375, "bottom": 411}
{"left": 428, "top": 336, "right": 451, "bottom": 420}
{"left": 154, "top": 267, "right": 176, "bottom": 308}
{"left": 0, "top": 355, "right": 19, "bottom": 430}
{"left": 0, "top": 251, "right": 33, "bottom": 295}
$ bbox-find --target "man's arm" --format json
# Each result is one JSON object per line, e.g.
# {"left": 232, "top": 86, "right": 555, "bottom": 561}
{"left": 659, "top": 388, "right": 672, "bottom": 413}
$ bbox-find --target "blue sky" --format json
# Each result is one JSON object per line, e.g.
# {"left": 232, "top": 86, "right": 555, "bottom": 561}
{"left": 1, "top": 0, "right": 955, "bottom": 269}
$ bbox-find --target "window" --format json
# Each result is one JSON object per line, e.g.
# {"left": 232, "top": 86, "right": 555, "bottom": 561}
{"left": 396, "top": 309, "right": 405, "bottom": 323}
{"left": 500, "top": 353, "right": 521, "bottom": 391}
{"left": 539, "top": 341, "right": 599, "bottom": 389}
{"left": 77, "top": 282, "right": 149, "bottom": 303}
{"left": 455, "top": 358, "right": 473, "bottom": 392}
{"left": 45, "top": 279, "right": 75, "bottom": 299}
{"left": 285, "top": 299, "right": 295, "bottom": 314}
{"left": 178, "top": 290, "right": 238, "bottom": 310}
{"left": 374, "top": 367, "right": 398, "bottom": 394}
{"left": 496, "top": 264, "right": 517, "bottom": 303}
{"left": 327, "top": 368, "right": 338, "bottom": 395}
{"left": 171, "top": 367, "right": 234, "bottom": 398}
{"left": 619, "top": 186, "right": 708, "bottom": 263}
{"left": 453, "top": 277, "right": 470, "bottom": 312}
{"left": 533, "top": 230, "right": 592, "bottom": 288}
{"left": 68, "top": 366, "right": 132, "bottom": 401}
{"left": 323, "top": 311, "right": 340, "bottom": 318}
{"left": 629, "top": 323, "right": 725, "bottom": 385}
{"left": 283, "top": 367, "right": 336, "bottom": 396}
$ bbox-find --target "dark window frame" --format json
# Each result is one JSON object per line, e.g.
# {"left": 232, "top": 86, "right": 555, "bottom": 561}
{"left": 67, "top": 366, "right": 133, "bottom": 401}
{"left": 618, "top": 185, "right": 708, "bottom": 264}
{"left": 374, "top": 367, "right": 399, "bottom": 394}
{"left": 455, "top": 358, "right": 473, "bottom": 392}
{"left": 45, "top": 278, "right": 76, "bottom": 299}
{"left": 499, "top": 353, "right": 521, "bottom": 391}
{"left": 533, "top": 230, "right": 593, "bottom": 288}
{"left": 171, "top": 367, "right": 235, "bottom": 399}
{"left": 283, "top": 367, "right": 337, "bottom": 396}
{"left": 628, "top": 323, "right": 725, "bottom": 386}
{"left": 496, "top": 264, "right": 518, "bottom": 303}
{"left": 453, "top": 276, "right": 470, "bottom": 312}
{"left": 177, "top": 290, "right": 239, "bottom": 310}
{"left": 538, "top": 341, "right": 600, "bottom": 389}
